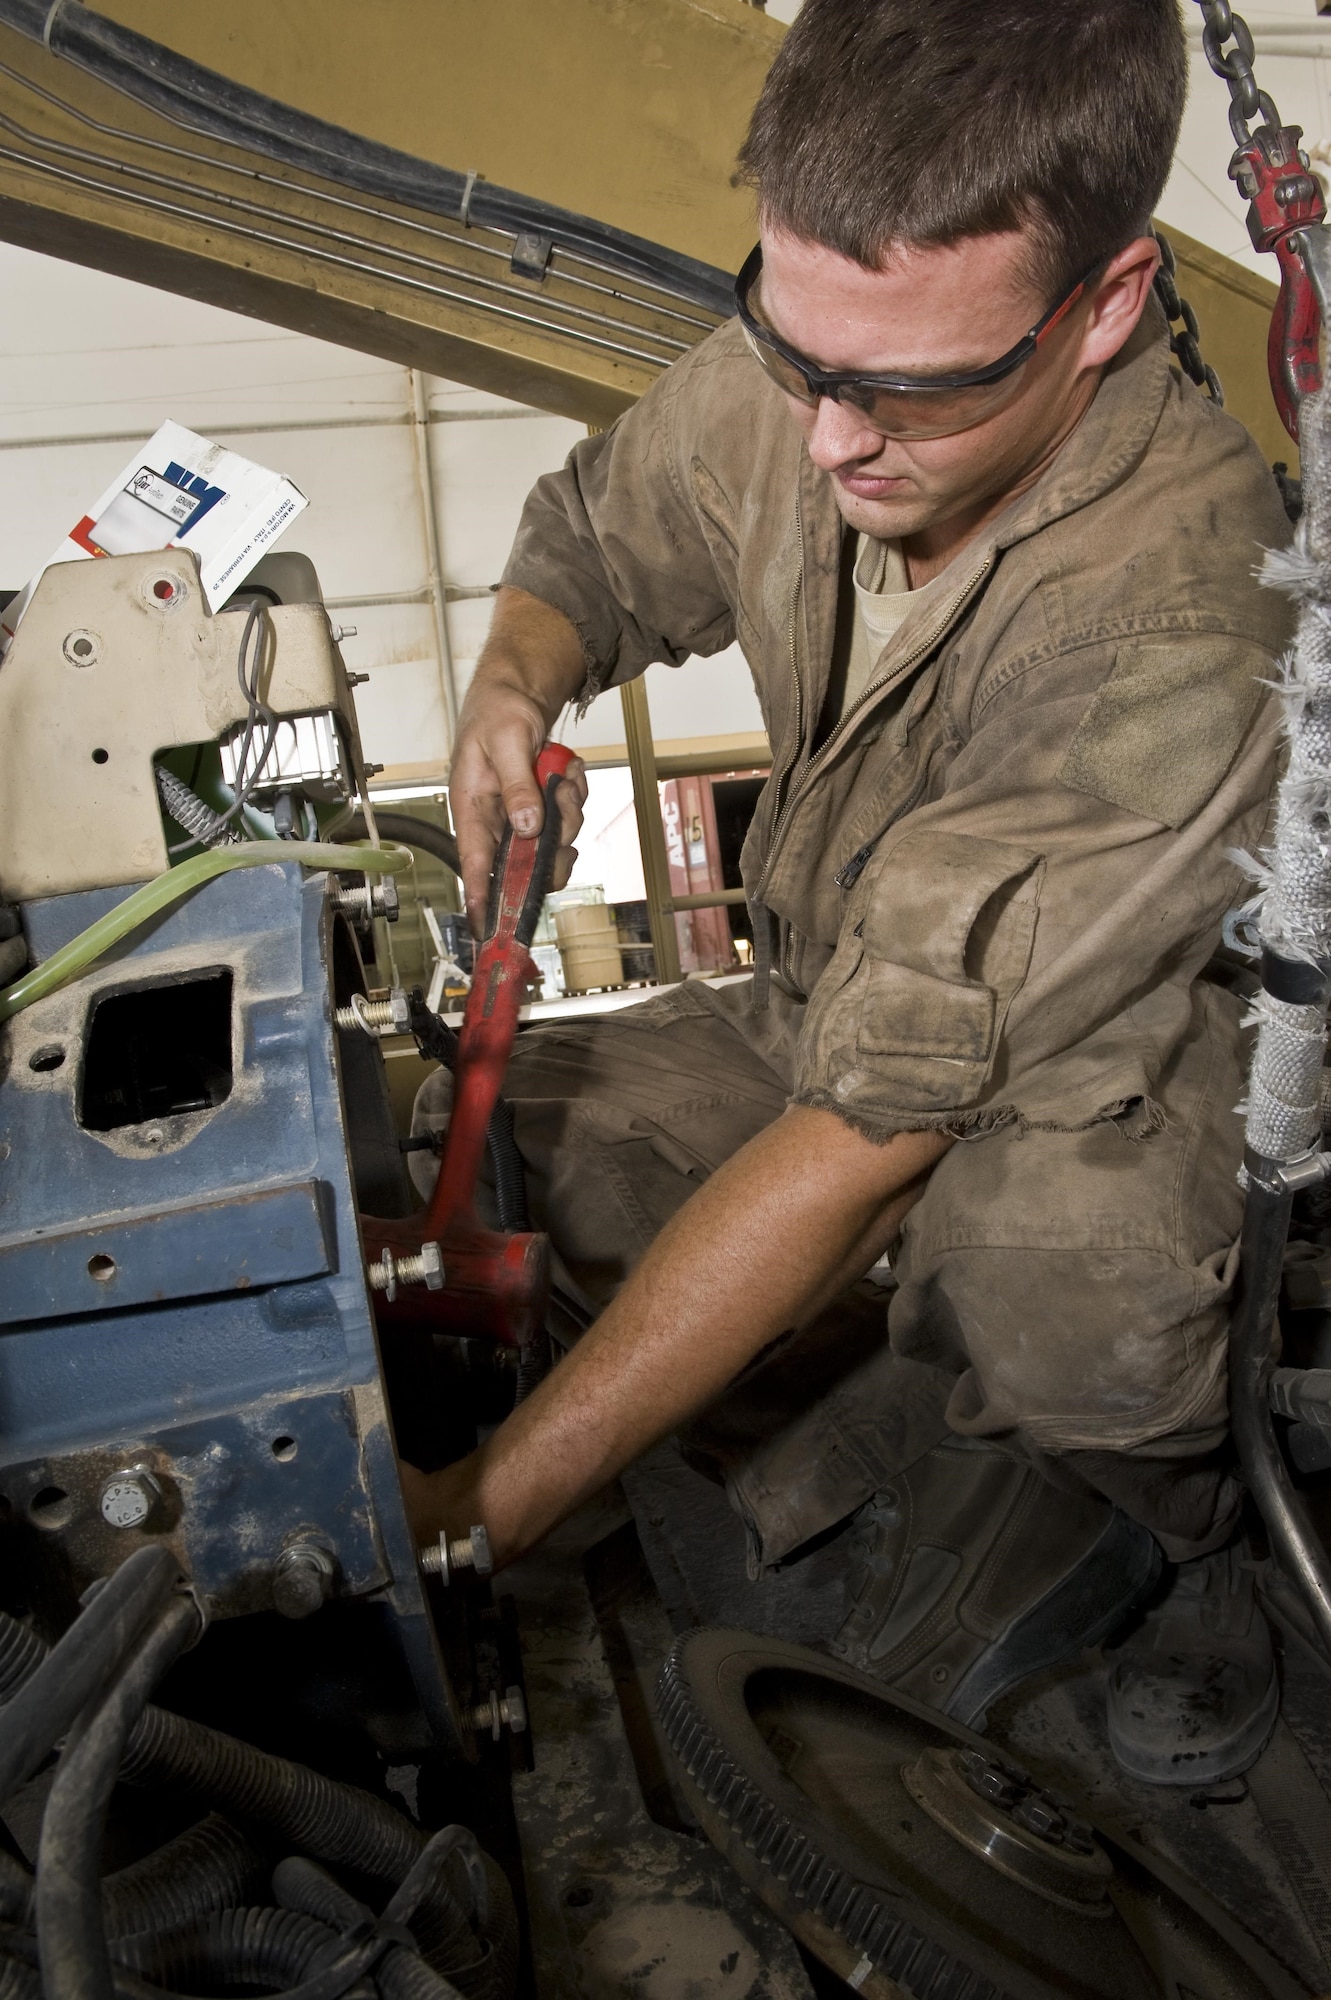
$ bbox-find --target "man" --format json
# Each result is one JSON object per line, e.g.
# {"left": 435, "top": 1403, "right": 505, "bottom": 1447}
{"left": 405, "top": 0, "right": 1292, "bottom": 1784}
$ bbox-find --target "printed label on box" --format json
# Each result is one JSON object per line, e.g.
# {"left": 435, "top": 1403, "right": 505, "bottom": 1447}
{"left": 0, "top": 422, "right": 308, "bottom": 656}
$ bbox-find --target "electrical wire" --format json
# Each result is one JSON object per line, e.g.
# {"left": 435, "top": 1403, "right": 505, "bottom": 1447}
{"left": 167, "top": 596, "right": 278, "bottom": 855}
{"left": 0, "top": 100, "right": 694, "bottom": 357}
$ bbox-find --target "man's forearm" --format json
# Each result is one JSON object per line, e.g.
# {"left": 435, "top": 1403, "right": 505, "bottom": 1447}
{"left": 405, "top": 1106, "right": 950, "bottom": 1564}
{"left": 469, "top": 586, "right": 587, "bottom": 734}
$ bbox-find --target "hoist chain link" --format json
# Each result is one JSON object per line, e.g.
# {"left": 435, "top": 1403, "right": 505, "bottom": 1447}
{"left": 1195, "top": 0, "right": 1284, "bottom": 145}
{"left": 1152, "top": 228, "right": 1224, "bottom": 405}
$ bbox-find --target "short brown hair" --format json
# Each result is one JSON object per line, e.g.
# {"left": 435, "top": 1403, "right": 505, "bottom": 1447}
{"left": 737, "top": 0, "right": 1186, "bottom": 296}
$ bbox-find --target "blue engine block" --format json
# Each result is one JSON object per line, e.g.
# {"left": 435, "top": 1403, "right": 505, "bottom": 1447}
{"left": 0, "top": 859, "right": 467, "bottom": 1756}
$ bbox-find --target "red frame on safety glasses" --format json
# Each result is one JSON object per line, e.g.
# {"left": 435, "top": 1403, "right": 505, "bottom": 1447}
{"left": 734, "top": 245, "right": 1097, "bottom": 440}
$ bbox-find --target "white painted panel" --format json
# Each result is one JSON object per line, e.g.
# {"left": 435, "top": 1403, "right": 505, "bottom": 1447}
{"left": 431, "top": 408, "right": 585, "bottom": 587}
{"left": 0, "top": 437, "right": 156, "bottom": 587}
{"left": 0, "top": 244, "right": 402, "bottom": 440}
{"left": 442, "top": 593, "right": 499, "bottom": 702}
{"left": 336, "top": 602, "right": 451, "bottom": 772}
{"left": 220, "top": 420, "right": 425, "bottom": 599}
{"left": 350, "top": 654, "right": 450, "bottom": 773}
{"left": 555, "top": 644, "right": 766, "bottom": 753}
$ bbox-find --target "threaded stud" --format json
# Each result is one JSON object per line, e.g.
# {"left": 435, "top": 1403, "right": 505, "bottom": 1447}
{"left": 471, "top": 1685, "right": 527, "bottom": 1741}
{"left": 366, "top": 1241, "right": 443, "bottom": 1302}
{"left": 417, "top": 1522, "right": 492, "bottom": 1586}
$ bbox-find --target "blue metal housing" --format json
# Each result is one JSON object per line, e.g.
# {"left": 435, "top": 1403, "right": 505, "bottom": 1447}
{"left": 0, "top": 859, "right": 465, "bottom": 1756}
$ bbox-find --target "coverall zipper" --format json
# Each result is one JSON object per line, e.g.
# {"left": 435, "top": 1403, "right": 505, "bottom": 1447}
{"left": 756, "top": 549, "right": 995, "bottom": 912}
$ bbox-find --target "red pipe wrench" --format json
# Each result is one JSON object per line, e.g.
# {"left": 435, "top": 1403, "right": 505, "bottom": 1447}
{"left": 363, "top": 743, "right": 577, "bottom": 1345}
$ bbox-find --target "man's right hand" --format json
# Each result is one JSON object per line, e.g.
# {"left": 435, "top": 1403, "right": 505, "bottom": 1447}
{"left": 449, "top": 588, "right": 589, "bottom": 935}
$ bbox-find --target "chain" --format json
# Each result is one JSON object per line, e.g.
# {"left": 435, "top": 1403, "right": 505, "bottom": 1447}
{"left": 1149, "top": 0, "right": 1289, "bottom": 410}
{"left": 1152, "top": 229, "right": 1224, "bottom": 404}
{"left": 1194, "top": 0, "right": 1284, "bottom": 146}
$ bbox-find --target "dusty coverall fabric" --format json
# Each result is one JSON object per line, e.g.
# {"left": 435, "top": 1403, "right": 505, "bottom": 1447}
{"left": 417, "top": 969, "right": 1246, "bottom": 1563}
{"left": 458, "top": 298, "right": 1295, "bottom": 1564}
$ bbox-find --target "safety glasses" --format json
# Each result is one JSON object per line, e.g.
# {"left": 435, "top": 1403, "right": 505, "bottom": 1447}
{"left": 734, "top": 245, "right": 1095, "bottom": 441}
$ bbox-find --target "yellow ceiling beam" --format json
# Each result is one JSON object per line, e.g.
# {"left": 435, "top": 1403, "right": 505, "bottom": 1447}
{"left": 92, "top": 0, "right": 780, "bottom": 275}
{"left": 0, "top": 0, "right": 1295, "bottom": 459}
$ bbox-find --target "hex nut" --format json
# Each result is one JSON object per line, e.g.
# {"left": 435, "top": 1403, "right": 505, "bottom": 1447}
{"left": 272, "top": 1542, "right": 336, "bottom": 1620}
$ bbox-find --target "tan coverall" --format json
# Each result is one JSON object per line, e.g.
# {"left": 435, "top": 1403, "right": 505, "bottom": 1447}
{"left": 423, "top": 300, "right": 1295, "bottom": 1564}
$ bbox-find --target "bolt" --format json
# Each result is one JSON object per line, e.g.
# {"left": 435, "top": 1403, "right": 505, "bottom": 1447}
{"left": 332, "top": 624, "right": 359, "bottom": 644}
{"left": 418, "top": 1521, "right": 492, "bottom": 1586}
{"left": 345, "top": 669, "right": 370, "bottom": 687}
{"left": 333, "top": 878, "right": 398, "bottom": 923}
{"left": 470, "top": 1684, "right": 527, "bottom": 1741}
{"left": 1012, "top": 1794, "right": 1065, "bottom": 1843}
{"left": 334, "top": 987, "right": 411, "bottom": 1035}
{"left": 272, "top": 1541, "right": 336, "bottom": 1620}
{"left": 959, "top": 1749, "right": 1017, "bottom": 1807}
{"left": 100, "top": 1466, "right": 163, "bottom": 1531}
{"left": 367, "top": 1240, "right": 444, "bottom": 1303}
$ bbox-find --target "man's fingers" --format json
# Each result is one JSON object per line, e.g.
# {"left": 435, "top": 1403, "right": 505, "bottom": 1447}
{"left": 451, "top": 783, "right": 505, "bottom": 937}
{"left": 551, "top": 846, "right": 579, "bottom": 893}
{"left": 554, "top": 766, "right": 587, "bottom": 846}
{"left": 490, "top": 734, "right": 546, "bottom": 838}
{"left": 452, "top": 741, "right": 585, "bottom": 935}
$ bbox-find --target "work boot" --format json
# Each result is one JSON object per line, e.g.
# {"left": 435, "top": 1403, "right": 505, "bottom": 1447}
{"left": 831, "top": 1438, "right": 1160, "bottom": 1727}
{"left": 1105, "top": 1541, "right": 1277, "bottom": 1786}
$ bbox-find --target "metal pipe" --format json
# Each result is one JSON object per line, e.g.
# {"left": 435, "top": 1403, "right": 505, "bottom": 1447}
{"left": 667, "top": 888, "right": 748, "bottom": 911}
{"left": 0, "top": 59, "right": 720, "bottom": 335}
{"left": 0, "top": 109, "right": 691, "bottom": 358}
{"left": 0, "top": 0, "right": 736, "bottom": 314}
{"left": 410, "top": 370, "right": 460, "bottom": 755}
{"left": 0, "top": 141, "right": 679, "bottom": 371}
{"left": 1231, "top": 1169, "right": 1331, "bottom": 1655}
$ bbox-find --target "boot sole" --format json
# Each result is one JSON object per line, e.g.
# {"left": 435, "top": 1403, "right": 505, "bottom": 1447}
{"left": 945, "top": 1510, "right": 1162, "bottom": 1727}
{"left": 1106, "top": 1661, "right": 1279, "bottom": 1788}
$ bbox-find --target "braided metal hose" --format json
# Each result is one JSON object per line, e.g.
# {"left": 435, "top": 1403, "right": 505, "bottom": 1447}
{"left": 1234, "top": 223, "right": 1331, "bottom": 1656}
{"left": 154, "top": 766, "right": 241, "bottom": 849}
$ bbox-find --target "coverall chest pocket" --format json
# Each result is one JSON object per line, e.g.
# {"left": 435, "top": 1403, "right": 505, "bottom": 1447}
{"left": 855, "top": 830, "right": 1043, "bottom": 1105}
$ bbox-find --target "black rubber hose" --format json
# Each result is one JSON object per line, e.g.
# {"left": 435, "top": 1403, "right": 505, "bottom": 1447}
{"left": 0, "top": 1545, "right": 182, "bottom": 1806}
{"left": 36, "top": 1591, "right": 202, "bottom": 2000}
{"left": 103, "top": 1815, "right": 268, "bottom": 1938}
{"left": 0, "top": 1804, "right": 260, "bottom": 1940}
{"left": 113, "top": 1906, "right": 342, "bottom": 1990}
{"left": 0, "top": 1612, "right": 43, "bottom": 1705}
{"left": 0, "top": 1857, "right": 30, "bottom": 1928}
{"left": 118, "top": 1709, "right": 505, "bottom": 1992}
{"left": 119, "top": 1706, "right": 430, "bottom": 1883}
{"left": 273, "top": 1856, "right": 464, "bottom": 2000}
{"left": 0, "top": 1604, "right": 509, "bottom": 1997}
{"left": 0, "top": 1949, "right": 40, "bottom": 2000}
{"left": 326, "top": 811, "right": 460, "bottom": 882}
{"left": 384, "top": 1834, "right": 517, "bottom": 2000}
{"left": 0, "top": 2, "right": 734, "bottom": 314}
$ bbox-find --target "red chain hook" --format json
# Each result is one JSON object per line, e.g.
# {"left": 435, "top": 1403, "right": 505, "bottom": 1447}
{"left": 1230, "top": 122, "right": 1326, "bottom": 438}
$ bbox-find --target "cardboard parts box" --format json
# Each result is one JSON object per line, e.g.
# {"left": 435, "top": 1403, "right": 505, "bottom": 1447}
{"left": 0, "top": 420, "right": 308, "bottom": 656}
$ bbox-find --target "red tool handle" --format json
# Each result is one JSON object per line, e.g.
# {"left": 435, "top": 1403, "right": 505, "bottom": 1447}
{"left": 424, "top": 742, "right": 576, "bottom": 1236}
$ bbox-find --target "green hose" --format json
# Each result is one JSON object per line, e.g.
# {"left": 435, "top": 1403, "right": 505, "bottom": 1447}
{"left": 0, "top": 841, "right": 411, "bottom": 1027}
